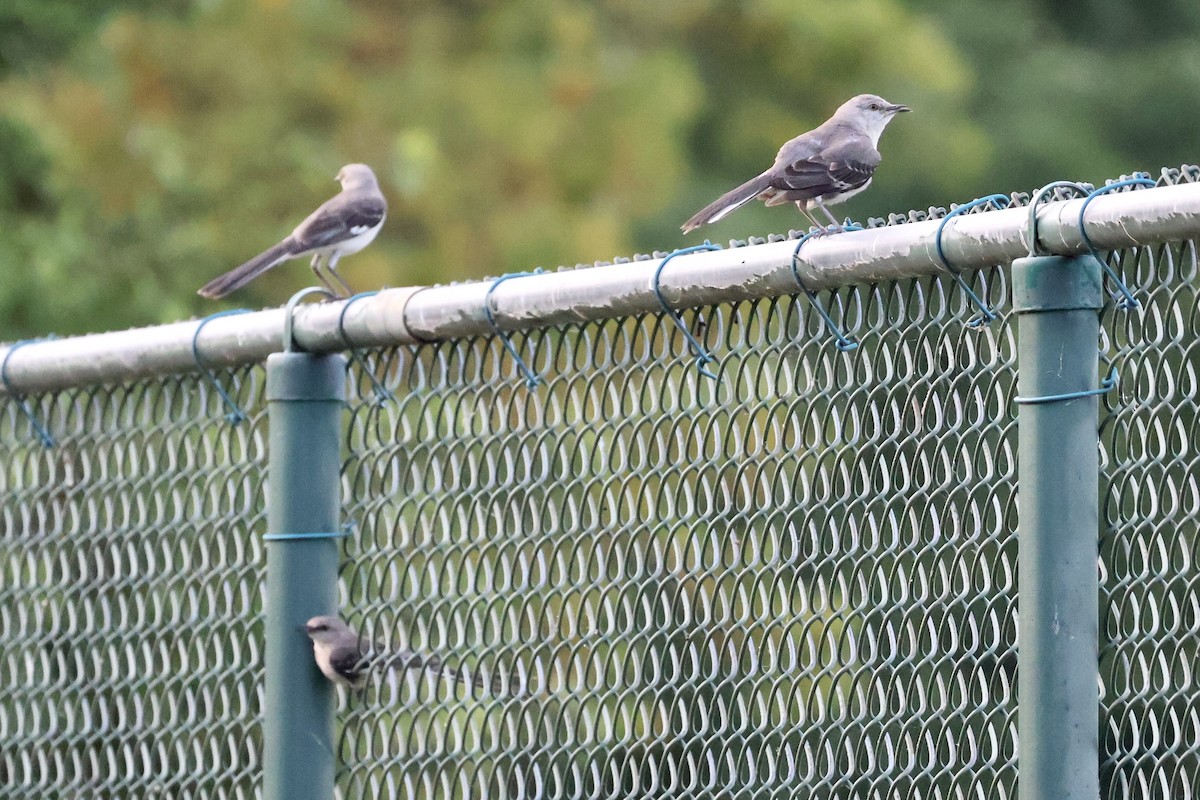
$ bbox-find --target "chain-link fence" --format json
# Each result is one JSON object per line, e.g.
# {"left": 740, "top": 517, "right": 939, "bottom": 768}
{"left": 2, "top": 168, "right": 1199, "bottom": 799}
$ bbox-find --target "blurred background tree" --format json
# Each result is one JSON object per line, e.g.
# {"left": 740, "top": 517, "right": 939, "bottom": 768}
{"left": 1, "top": 0, "right": 1197, "bottom": 338}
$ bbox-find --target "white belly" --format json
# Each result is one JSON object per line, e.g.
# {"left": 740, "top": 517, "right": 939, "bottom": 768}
{"left": 323, "top": 219, "right": 384, "bottom": 257}
{"left": 807, "top": 178, "right": 873, "bottom": 208}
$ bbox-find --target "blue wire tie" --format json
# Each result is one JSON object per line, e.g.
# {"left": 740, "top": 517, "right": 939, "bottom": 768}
{"left": 652, "top": 242, "right": 723, "bottom": 380}
{"left": 338, "top": 291, "right": 393, "bottom": 405}
{"left": 1078, "top": 175, "right": 1156, "bottom": 310}
{"left": 485, "top": 270, "right": 545, "bottom": 389}
{"left": 1015, "top": 351, "right": 1118, "bottom": 405}
{"left": 263, "top": 520, "right": 356, "bottom": 542}
{"left": 1, "top": 337, "right": 58, "bottom": 447}
{"left": 791, "top": 225, "right": 861, "bottom": 352}
{"left": 263, "top": 529, "right": 352, "bottom": 542}
{"left": 283, "top": 286, "right": 338, "bottom": 353}
{"left": 192, "top": 309, "right": 253, "bottom": 424}
{"left": 1026, "top": 180, "right": 1090, "bottom": 257}
{"left": 935, "top": 194, "right": 1011, "bottom": 327}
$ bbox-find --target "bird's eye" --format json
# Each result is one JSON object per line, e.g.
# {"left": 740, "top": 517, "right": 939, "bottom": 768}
{"left": 869, "top": 103, "right": 880, "bottom": 110}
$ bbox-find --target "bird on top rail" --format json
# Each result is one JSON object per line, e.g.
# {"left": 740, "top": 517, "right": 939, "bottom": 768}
{"left": 197, "top": 164, "right": 386, "bottom": 300}
{"left": 682, "top": 93, "right": 910, "bottom": 234}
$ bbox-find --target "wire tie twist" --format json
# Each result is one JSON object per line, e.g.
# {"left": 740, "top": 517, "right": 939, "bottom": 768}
{"left": 791, "top": 225, "right": 861, "bottom": 351}
{"left": 1015, "top": 350, "right": 1118, "bottom": 405}
{"left": 652, "top": 242, "right": 723, "bottom": 379}
{"left": 264, "top": 520, "right": 356, "bottom": 542}
{"left": 1078, "top": 175, "right": 1156, "bottom": 310}
{"left": 485, "top": 270, "right": 545, "bottom": 389}
{"left": 192, "top": 310, "right": 253, "bottom": 425}
{"left": 1, "top": 337, "right": 58, "bottom": 447}
{"left": 283, "top": 286, "right": 337, "bottom": 353}
{"left": 337, "top": 291, "right": 393, "bottom": 405}
{"left": 934, "top": 194, "right": 1011, "bottom": 326}
{"left": 1026, "top": 180, "right": 1090, "bottom": 257}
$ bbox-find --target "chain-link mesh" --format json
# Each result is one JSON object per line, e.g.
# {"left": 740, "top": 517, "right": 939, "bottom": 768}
{"left": 0, "top": 367, "right": 268, "bottom": 798}
{"left": 2, "top": 168, "right": 1199, "bottom": 799}
{"left": 1099, "top": 234, "right": 1200, "bottom": 799}
{"left": 337, "top": 274, "right": 1019, "bottom": 800}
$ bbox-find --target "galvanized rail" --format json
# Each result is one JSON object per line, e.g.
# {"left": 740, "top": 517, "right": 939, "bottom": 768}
{"left": 3, "top": 181, "right": 1199, "bottom": 394}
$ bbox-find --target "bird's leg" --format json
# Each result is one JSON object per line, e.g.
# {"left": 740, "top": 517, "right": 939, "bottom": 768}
{"left": 325, "top": 252, "right": 355, "bottom": 298}
{"left": 813, "top": 199, "right": 846, "bottom": 232}
{"left": 309, "top": 253, "right": 344, "bottom": 298}
{"left": 309, "top": 253, "right": 336, "bottom": 296}
{"left": 795, "top": 202, "right": 828, "bottom": 233}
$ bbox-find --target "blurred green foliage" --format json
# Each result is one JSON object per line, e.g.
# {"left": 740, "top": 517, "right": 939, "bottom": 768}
{"left": 1, "top": 0, "right": 1198, "bottom": 338}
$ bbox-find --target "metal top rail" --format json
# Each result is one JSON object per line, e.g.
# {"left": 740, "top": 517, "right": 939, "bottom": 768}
{"left": 4, "top": 179, "right": 1200, "bottom": 395}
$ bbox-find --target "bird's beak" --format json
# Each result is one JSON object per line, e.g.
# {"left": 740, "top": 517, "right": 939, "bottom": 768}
{"left": 296, "top": 624, "right": 310, "bottom": 633}
{"left": 889, "top": 103, "right": 911, "bottom": 113}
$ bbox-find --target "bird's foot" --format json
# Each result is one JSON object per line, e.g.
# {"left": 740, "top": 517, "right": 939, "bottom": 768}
{"left": 796, "top": 223, "right": 843, "bottom": 238}
{"left": 815, "top": 220, "right": 864, "bottom": 236}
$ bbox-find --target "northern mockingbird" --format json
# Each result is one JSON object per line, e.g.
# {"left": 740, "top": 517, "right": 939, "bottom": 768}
{"left": 681, "top": 94, "right": 909, "bottom": 233}
{"left": 197, "top": 164, "right": 386, "bottom": 299}
{"left": 302, "top": 615, "right": 511, "bottom": 695}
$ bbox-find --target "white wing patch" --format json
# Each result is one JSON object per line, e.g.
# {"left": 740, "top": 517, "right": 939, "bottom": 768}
{"left": 350, "top": 224, "right": 372, "bottom": 235}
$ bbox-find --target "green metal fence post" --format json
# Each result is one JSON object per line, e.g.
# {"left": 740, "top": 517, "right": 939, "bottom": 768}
{"left": 1012, "top": 254, "right": 1104, "bottom": 800}
{"left": 263, "top": 352, "right": 346, "bottom": 800}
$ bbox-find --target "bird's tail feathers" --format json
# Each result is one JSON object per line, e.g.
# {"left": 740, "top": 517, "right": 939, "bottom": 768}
{"left": 419, "top": 656, "right": 521, "bottom": 697}
{"left": 441, "top": 662, "right": 521, "bottom": 697}
{"left": 379, "top": 649, "right": 523, "bottom": 697}
{"left": 681, "top": 172, "right": 773, "bottom": 233}
{"left": 196, "top": 237, "right": 299, "bottom": 299}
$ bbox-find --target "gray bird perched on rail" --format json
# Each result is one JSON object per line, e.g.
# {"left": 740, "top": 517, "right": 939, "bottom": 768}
{"left": 302, "top": 615, "right": 512, "bottom": 695}
{"left": 681, "top": 94, "right": 910, "bottom": 234}
{"left": 197, "top": 164, "right": 386, "bottom": 299}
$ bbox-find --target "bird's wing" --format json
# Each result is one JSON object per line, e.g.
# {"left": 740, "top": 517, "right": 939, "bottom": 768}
{"left": 292, "top": 191, "right": 387, "bottom": 252}
{"left": 328, "top": 643, "right": 371, "bottom": 683}
{"left": 769, "top": 136, "right": 881, "bottom": 197}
